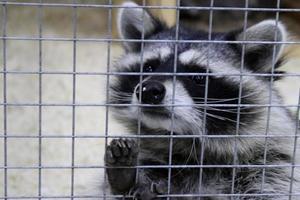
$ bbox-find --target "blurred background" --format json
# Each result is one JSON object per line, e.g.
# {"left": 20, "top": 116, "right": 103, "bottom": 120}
{"left": 0, "top": 0, "right": 299, "bottom": 198}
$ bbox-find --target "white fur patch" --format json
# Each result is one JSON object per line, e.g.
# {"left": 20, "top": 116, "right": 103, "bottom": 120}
{"left": 179, "top": 49, "right": 204, "bottom": 65}
{"left": 159, "top": 46, "right": 172, "bottom": 59}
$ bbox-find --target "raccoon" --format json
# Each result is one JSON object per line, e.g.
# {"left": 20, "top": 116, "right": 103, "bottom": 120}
{"left": 105, "top": 2, "right": 299, "bottom": 200}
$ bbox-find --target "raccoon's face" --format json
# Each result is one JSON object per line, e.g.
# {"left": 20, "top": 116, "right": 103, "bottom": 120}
{"left": 110, "top": 2, "right": 287, "bottom": 135}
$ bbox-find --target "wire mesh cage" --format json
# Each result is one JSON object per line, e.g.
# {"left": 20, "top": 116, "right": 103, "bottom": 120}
{"left": 1, "top": 0, "right": 300, "bottom": 199}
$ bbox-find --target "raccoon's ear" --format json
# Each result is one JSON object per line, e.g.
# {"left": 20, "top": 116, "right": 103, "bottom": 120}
{"left": 234, "top": 20, "right": 287, "bottom": 72}
{"left": 118, "top": 2, "right": 165, "bottom": 52}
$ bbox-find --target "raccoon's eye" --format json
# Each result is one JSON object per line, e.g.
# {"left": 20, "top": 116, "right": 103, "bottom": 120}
{"left": 191, "top": 75, "right": 205, "bottom": 85}
{"left": 144, "top": 65, "right": 154, "bottom": 72}
{"left": 143, "top": 60, "right": 159, "bottom": 72}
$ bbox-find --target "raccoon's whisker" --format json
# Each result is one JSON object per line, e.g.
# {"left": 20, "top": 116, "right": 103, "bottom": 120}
{"left": 109, "top": 97, "right": 132, "bottom": 102}
{"left": 203, "top": 107, "right": 267, "bottom": 115}
{"left": 110, "top": 94, "right": 132, "bottom": 97}
{"left": 191, "top": 90, "right": 262, "bottom": 102}
{"left": 193, "top": 109, "right": 220, "bottom": 125}
{"left": 172, "top": 138, "right": 200, "bottom": 178}
{"left": 192, "top": 104, "right": 263, "bottom": 113}
{"left": 192, "top": 138, "right": 200, "bottom": 165}
{"left": 195, "top": 108, "right": 248, "bottom": 126}
{"left": 110, "top": 92, "right": 132, "bottom": 97}
{"left": 207, "top": 113, "right": 248, "bottom": 126}
{"left": 112, "top": 94, "right": 132, "bottom": 98}
{"left": 192, "top": 102, "right": 255, "bottom": 111}
{"left": 110, "top": 91, "right": 133, "bottom": 97}
{"left": 110, "top": 95, "right": 132, "bottom": 100}
{"left": 110, "top": 98, "right": 132, "bottom": 102}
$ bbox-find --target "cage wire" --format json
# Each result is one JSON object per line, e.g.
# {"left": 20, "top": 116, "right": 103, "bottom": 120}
{"left": 1, "top": 0, "right": 300, "bottom": 199}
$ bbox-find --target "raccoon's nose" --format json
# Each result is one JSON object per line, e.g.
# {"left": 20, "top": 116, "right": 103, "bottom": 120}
{"left": 136, "top": 81, "right": 166, "bottom": 104}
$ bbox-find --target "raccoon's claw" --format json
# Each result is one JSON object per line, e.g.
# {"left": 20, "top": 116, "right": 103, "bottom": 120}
{"left": 150, "top": 180, "right": 167, "bottom": 194}
{"left": 128, "top": 181, "right": 167, "bottom": 200}
{"left": 105, "top": 138, "right": 138, "bottom": 166}
{"left": 130, "top": 186, "right": 157, "bottom": 200}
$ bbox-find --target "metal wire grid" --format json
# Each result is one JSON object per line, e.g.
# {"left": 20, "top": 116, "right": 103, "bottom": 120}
{"left": 1, "top": 0, "right": 300, "bottom": 199}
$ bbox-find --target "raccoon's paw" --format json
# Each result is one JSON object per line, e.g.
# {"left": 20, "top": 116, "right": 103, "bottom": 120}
{"left": 150, "top": 180, "right": 167, "bottom": 195}
{"left": 106, "top": 139, "right": 138, "bottom": 194}
{"left": 130, "top": 181, "right": 167, "bottom": 200}
{"left": 130, "top": 186, "right": 156, "bottom": 200}
{"left": 105, "top": 138, "right": 138, "bottom": 166}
